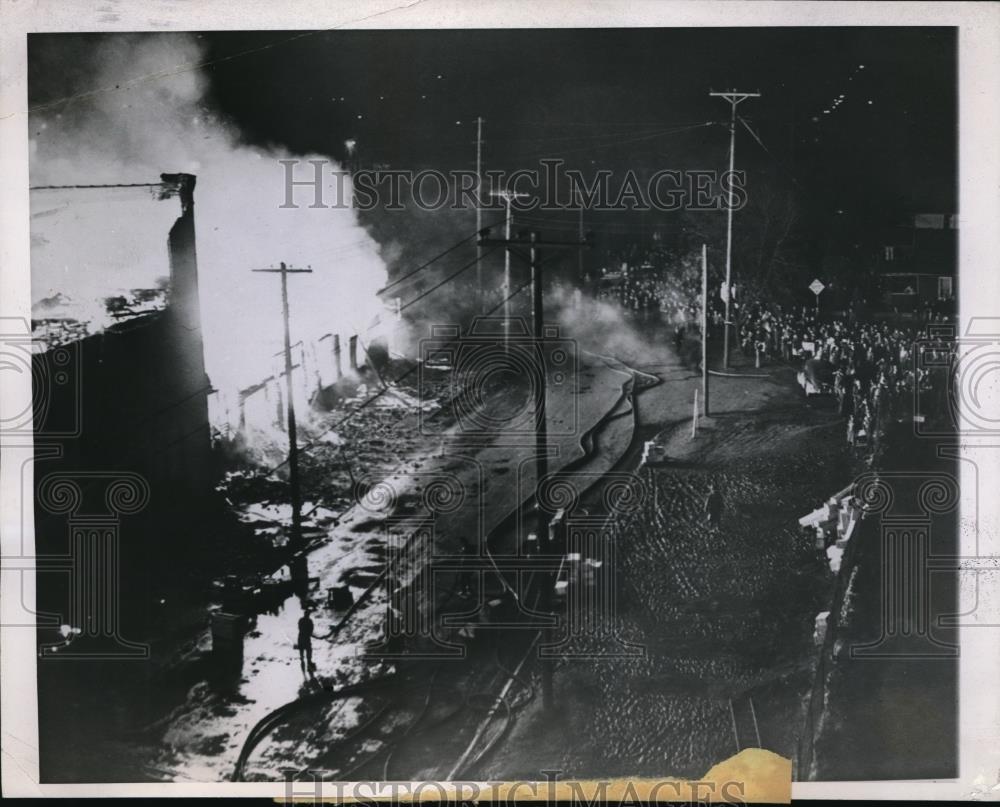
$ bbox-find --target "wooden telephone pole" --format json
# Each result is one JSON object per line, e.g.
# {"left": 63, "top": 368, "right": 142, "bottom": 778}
{"left": 475, "top": 116, "right": 485, "bottom": 313}
{"left": 489, "top": 189, "right": 529, "bottom": 351}
{"left": 252, "top": 262, "right": 313, "bottom": 548}
{"left": 702, "top": 243, "right": 710, "bottom": 417}
{"left": 477, "top": 227, "right": 589, "bottom": 711}
{"left": 710, "top": 89, "right": 760, "bottom": 368}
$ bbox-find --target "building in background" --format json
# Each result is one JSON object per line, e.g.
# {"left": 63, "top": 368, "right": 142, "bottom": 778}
{"left": 875, "top": 213, "right": 957, "bottom": 315}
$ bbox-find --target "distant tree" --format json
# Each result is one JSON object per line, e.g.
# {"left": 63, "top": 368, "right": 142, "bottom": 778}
{"left": 738, "top": 180, "right": 804, "bottom": 292}
{"left": 679, "top": 174, "right": 804, "bottom": 305}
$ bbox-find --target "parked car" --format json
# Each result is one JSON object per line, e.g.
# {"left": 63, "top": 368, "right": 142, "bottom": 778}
{"left": 797, "top": 358, "right": 835, "bottom": 397}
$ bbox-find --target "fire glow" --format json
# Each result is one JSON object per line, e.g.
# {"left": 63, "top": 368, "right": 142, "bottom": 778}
{"left": 28, "top": 33, "right": 389, "bottom": 430}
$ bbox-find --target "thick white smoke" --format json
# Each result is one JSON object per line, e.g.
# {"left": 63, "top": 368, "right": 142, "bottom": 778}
{"left": 29, "top": 34, "right": 388, "bottom": 417}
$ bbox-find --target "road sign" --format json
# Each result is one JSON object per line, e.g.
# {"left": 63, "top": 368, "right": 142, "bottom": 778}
{"left": 809, "top": 278, "right": 826, "bottom": 296}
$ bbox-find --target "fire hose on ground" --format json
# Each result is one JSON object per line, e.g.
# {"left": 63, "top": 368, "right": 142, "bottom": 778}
{"left": 230, "top": 355, "right": 656, "bottom": 782}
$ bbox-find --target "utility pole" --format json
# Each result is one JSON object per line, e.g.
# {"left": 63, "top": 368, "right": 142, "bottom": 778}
{"left": 475, "top": 116, "right": 485, "bottom": 313}
{"left": 710, "top": 89, "right": 760, "bottom": 369}
{"left": 252, "top": 262, "right": 313, "bottom": 549}
{"left": 701, "top": 243, "right": 709, "bottom": 417}
{"left": 477, "top": 228, "right": 589, "bottom": 713}
{"left": 528, "top": 232, "right": 551, "bottom": 715}
{"left": 489, "top": 189, "right": 529, "bottom": 351}
{"left": 528, "top": 233, "right": 549, "bottom": 507}
{"left": 477, "top": 231, "right": 589, "bottom": 525}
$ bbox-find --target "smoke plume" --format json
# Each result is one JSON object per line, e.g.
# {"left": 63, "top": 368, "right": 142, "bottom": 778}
{"left": 29, "top": 33, "right": 388, "bottom": 414}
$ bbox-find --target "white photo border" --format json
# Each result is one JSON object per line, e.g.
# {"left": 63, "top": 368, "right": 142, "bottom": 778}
{"left": 2, "top": 0, "right": 997, "bottom": 799}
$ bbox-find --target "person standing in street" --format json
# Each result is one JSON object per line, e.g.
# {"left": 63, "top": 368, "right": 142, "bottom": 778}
{"left": 297, "top": 607, "right": 315, "bottom": 676}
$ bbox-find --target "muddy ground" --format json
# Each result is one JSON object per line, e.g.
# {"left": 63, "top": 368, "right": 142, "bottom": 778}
{"left": 473, "top": 375, "right": 853, "bottom": 780}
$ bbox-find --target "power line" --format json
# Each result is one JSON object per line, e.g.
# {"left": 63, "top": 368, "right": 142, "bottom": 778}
{"left": 376, "top": 212, "right": 509, "bottom": 296}
{"left": 321, "top": 122, "right": 719, "bottom": 151}
{"left": 522, "top": 122, "right": 717, "bottom": 162}
{"left": 476, "top": 229, "right": 589, "bottom": 712}
{"left": 29, "top": 182, "right": 162, "bottom": 191}
{"left": 376, "top": 234, "right": 476, "bottom": 295}
{"left": 490, "top": 189, "right": 530, "bottom": 351}
{"left": 242, "top": 227, "right": 583, "bottom": 506}
{"left": 251, "top": 244, "right": 500, "bottom": 483}
{"left": 737, "top": 115, "right": 801, "bottom": 187}
{"left": 517, "top": 120, "right": 709, "bottom": 127}
{"left": 710, "top": 90, "right": 760, "bottom": 369}
{"left": 398, "top": 246, "right": 500, "bottom": 314}
{"left": 463, "top": 123, "right": 713, "bottom": 143}
{"left": 738, "top": 116, "right": 769, "bottom": 155}
{"left": 250, "top": 262, "right": 313, "bottom": 548}
{"left": 476, "top": 116, "right": 485, "bottom": 313}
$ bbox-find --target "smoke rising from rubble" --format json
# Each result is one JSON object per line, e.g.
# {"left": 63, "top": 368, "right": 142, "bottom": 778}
{"left": 354, "top": 190, "right": 496, "bottom": 355}
{"left": 28, "top": 33, "right": 389, "bottom": 413}
{"left": 549, "top": 284, "right": 658, "bottom": 360}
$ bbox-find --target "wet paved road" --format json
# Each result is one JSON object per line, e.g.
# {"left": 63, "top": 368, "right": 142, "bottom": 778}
{"left": 250, "top": 316, "right": 848, "bottom": 783}
{"left": 450, "top": 320, "right": 851, "bottom": 780}
{"left": 129, "top": 348, "right": 633, "bottom": 781}
{"left": 45, "top": 316, "right": 850, "bottom": 783}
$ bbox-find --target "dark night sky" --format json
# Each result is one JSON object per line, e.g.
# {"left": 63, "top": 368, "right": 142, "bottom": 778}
{"left": 27, "top": 27, "right": 956, "bottom": 262}
{"left": 195, "top": 27, "right": 956, "bottom": 226}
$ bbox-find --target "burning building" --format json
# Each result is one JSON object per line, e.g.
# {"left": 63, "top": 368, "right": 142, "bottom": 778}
{"left": 32, "top": 173, "right": 213, "bottom": 505}
{"left": 31, "top": 172, "right": 216, "bottom": 665}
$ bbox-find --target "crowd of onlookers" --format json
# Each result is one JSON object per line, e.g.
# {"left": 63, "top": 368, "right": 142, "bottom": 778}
{"left": 592, "top": 247, "right": 703, "bottom": 326}
{"left": 735, "top": 299, "right": 953, "bottom": 450}
{"left": 588, "top": 245, "right": 955, "bottom": 454}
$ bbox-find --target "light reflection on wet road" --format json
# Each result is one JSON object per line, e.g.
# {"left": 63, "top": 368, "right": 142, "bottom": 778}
{"left": 142, "top": 351, "right": 628, "bottom": 781}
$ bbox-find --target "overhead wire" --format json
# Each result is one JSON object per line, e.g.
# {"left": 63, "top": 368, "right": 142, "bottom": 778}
{"left": 248, "top": 237, "right": 501, "bottom": 482}
{"left": 376, "top": 215, "right": 501, "bottom": 296}
{"left": 521, "top": 121, "right": 718, "bottom": 162}
{"left": 737, "top": 115, "right": 801, "bottom": 188}
{"left": 28, "top": 182, "right": 163, "bottom": 190}
{"left": 398, "top": 245, "right": 500, "bottom": 314}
